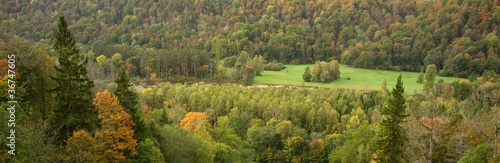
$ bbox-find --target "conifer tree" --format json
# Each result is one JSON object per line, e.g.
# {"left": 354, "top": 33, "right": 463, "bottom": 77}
{"left": 377, "top": 74, "right": 408, "bottom": 163}
{"left": 48, "top": 16, "right": 98, "bottom": 142}
{"left": 114, "top": 66, "right": 149, "bottom": 142}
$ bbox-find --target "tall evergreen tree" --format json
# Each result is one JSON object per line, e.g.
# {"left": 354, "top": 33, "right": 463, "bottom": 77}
{"left": 377, "top": 74, "right": 408, "bottom": 163}
{"left": 114, "top": 66, "right": 149, "bottom": 142}
{"left": 48, "top": 16, "right": 98, "bottom": 142}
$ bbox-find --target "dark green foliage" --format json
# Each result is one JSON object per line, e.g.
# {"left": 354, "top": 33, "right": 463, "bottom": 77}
{"left": 246, "top": 121, "right": 283, "bottom": 161}
{"left": 452, "top": 80, "right": 472, "bottom": 101}
{"left": 0, "top": 39, "right": 57, "bottom": 120}
{"left": 11, "top": 120, "right": 59, "bottom": 162}
{"left": 114, "top": 66, "right": 150, "bottom": 142}
{"left": 302, "top": 66, "right": 312, "bottom": 82}
{"left": 48, "top": 16, "right": 98, "bottom": 142}
{"left": 458, "top": 144, "right": 493, "bottom": 163}
{"left": 130, "top": 138, "right": 164, "bottom": 162}
{"left": 377, "top": 75, "right": 408, "bottom": 163}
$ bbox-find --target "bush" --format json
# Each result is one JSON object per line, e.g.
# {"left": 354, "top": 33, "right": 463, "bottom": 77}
{"left": 303, "top": 67, "right": 312, "bottom": 82}
{"left": 311, "top": 60, "right": 340, "bottom": 83}
{"left": 264, "top": 62, "right": 286, "bottom": 71}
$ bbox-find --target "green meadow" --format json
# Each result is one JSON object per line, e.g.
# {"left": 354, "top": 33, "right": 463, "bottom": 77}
{"left": 254, "top": 64, "right": 463, "bottom": 93}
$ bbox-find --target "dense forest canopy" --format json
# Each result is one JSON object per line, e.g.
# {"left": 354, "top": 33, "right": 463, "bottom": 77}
{"left": 0, "top": 0, "right": 500, "bottom": 162}
{"left": 1, "top": 0, "right": 499, "bottom": 78}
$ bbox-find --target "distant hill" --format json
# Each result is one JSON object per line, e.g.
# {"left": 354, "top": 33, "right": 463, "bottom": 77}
{"left": 0, "top": 0, "right": 499, "bottom": 77}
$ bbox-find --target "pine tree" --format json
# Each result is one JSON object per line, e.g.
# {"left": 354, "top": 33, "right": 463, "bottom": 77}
{"left": 377, "top": 74, "right": 408, "bottom": 163}
{"left": 114, "top": 66, "right": 149, "bottom": 142}
{"left": 48, "top": 16, "right": 98, "bottom": 142}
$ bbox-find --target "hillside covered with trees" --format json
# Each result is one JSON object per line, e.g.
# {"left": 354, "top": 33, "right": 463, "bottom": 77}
{"left": 1, "top": 0, "right": 499, "bottom": 79}
{"left": 0, "top": 0, "right": 499, "bottom": 162}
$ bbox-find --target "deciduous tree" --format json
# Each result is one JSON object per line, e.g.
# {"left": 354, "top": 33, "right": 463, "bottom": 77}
{"left": 424, "top": 64, "right": 438, "bottom": 93}
{"left": 180, "top": 112, "right": 209, "bottom": 133}
{"left": 94, "top": 90, "right": 138, "bottom": 161}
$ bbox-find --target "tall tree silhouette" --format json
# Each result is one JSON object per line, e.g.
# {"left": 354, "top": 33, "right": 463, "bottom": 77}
{"left": 48, "top": 16, "right": 98, "bottom": 142}
{"left": 377, "top": 74, "right": 408, "bottom": 162}
{"left": 114, "top": 66, "right": 149, "bottom": 142}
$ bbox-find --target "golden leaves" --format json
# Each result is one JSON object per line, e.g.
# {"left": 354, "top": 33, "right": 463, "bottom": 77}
{"left": 180, "top": 112, "right": 209, "bottom": 132}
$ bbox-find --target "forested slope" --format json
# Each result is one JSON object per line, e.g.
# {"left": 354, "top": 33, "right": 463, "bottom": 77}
{"left": 1, "top": 0, "right": 499, "bottom": 78}
{"left": 0, "top": 1, "right": 500, "bottom": 162}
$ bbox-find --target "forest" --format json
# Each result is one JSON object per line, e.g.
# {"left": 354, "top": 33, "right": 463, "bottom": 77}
{"left": 1, "top": 0, "right": 500, "bottom": 79}
{"left": 0, "top": 0, "right": 499, "bottom": 162}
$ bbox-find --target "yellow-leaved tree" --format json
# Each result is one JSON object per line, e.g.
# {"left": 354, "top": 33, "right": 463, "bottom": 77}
{"left": 94, "top": 89, "right": 138, "bottom": 161}
{"left": 180, "top": 112, "right": 209, "bottom": 132}
{"left": 180, "top": 112, "right": 211, "bottom": 141}
{"left": 65, "top": 90, "right": 139, "bottom": 162}
{"left": 64, "top": 130, "right": 100, "bottom": 162}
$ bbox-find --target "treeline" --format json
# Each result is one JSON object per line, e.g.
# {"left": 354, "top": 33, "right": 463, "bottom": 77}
{"left": 1, "top": 0, "right": 500, "bottom": 78}
{"left": 85, "top": 44, "right": 268, "bottom": 85}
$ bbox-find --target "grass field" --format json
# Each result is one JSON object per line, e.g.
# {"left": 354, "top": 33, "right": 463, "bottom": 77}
{"left": 254, "top": 64, "right": 462, "bottom": 93}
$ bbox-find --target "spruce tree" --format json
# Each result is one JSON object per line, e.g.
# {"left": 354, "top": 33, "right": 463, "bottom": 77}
{"left": 377, "top": 74, "right": 408, "bottom": 163}
{"left": 114, "top": 66, "right": 149, "bottom": 142}
{"left": 48, "top": 16, "right": 98, "bottom": 142}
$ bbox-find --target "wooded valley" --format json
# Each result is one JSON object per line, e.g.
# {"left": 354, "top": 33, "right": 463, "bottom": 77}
{"left": 0, "top": 0, "right": 499, "bottom": 162}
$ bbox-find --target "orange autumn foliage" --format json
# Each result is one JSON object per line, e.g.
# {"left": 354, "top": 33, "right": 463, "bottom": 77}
{"left": 420, "top": 116, "right": 444, "bottom": 131}
{"left": 64, "top": 90, "right": 139, "bottom": 162}
{"left": 180, "top": 112, "right": 209, "bottom": 132}
{"left": 94, "top": 89, "right": 138, "bottom": 162}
